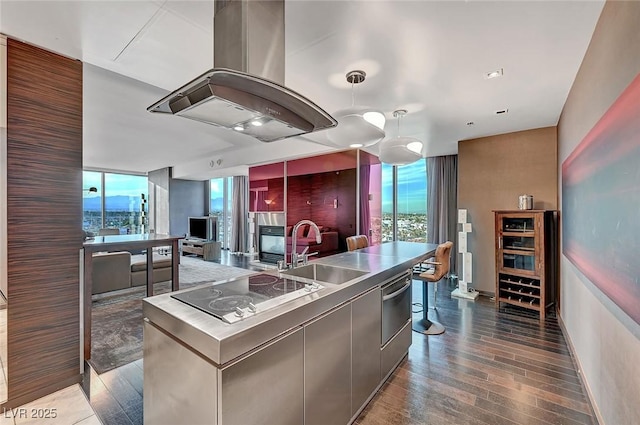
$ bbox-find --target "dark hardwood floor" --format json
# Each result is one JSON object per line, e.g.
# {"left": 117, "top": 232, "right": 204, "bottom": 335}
{"left": 357, "top": 279, "right": 595, "bottom": 425}
{"left": 82, "top": 252, "right": 596, "bottom": 425}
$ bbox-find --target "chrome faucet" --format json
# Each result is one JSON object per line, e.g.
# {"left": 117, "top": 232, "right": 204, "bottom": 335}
{"left": 290, "top": 220, "right": 322, "bottom": 268}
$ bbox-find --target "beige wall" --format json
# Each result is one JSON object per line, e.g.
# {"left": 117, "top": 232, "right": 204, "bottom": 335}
{"left": 458, "top": 126, "right": 558, "bottom": 293}
{"left": 557, "top": 1, "right": 640, "bottom": 424}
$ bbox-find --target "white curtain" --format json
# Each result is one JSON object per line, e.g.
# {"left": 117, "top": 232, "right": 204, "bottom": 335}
{"left": 427, "top": 155, "right": 458, "bottom": 275}
{"left": 231, "top": 176, "right": 249, "bottom": 253}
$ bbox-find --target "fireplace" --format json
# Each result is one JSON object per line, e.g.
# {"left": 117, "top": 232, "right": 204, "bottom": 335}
{"left": 258, "top": 225, "right": 285, "bottom": 264}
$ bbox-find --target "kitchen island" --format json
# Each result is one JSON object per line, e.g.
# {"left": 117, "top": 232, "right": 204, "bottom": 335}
{"left": 142, "top": 241, "right": 437, "bottom": 425}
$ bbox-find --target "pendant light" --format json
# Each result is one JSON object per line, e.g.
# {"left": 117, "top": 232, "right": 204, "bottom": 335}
{"left": 379, "top": 109, "right": 423, "bottom": 165}
{"left": 328, "top": 70, "right": 386, "bottom": 148}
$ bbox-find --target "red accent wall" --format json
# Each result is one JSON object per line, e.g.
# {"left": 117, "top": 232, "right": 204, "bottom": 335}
{"left": 286, "top": 174, "right": 312, "bottom": 224}
{"left": 287, "top": 169, "right": 357, "bottom": 250}
{"left": 287, "top": 150, "right": 358, "bottom": 176}
{"left": 249, "top": 161, "right": 285, "bottom": 212}
{"left": 250, "top": 151, "right": 361, "bottom": 251}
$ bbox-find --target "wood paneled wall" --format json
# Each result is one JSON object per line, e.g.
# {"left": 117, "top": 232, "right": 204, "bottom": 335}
{"left": 286, "top": 175, "right": 312, "bottom": 224}
{"left": 4, "top": 39, "right": 82, "bottom": 407}
{"left": 312, "top": 169, "right": 357, "bottom": 250}
{"left": 458, "top": 127, "right": 558, "bottom": 294}
{"left": 287, "top": 169, "right": 357, "bottom": 250}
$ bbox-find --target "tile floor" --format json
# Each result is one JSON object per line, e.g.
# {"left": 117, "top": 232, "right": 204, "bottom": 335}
{"left": 0, "top": 384, "right": 100, "bottom": 425}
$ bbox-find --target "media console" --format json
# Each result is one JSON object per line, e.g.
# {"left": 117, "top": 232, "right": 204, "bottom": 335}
{"left": 182, "top": 239, "right": 221, "bottom": 261}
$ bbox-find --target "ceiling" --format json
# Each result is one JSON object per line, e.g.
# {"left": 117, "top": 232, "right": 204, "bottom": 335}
{"left": 0, "top": 0, "right": 605, "bottom": 180}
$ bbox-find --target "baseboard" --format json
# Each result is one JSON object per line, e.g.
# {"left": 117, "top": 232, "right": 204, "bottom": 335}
{"left": 557, "top": 314, "right": 603, "bottom": 425}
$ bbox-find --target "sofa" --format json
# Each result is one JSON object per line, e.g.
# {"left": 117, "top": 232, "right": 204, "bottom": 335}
{"left": 130, "top": 253, "right": 173, "bottom": 287}
{"left": 91, "top": 251, "right": 173, "bottom": 294}
{"left": 92, "top": 251, "right": 132, "bottom": 294}
{"left": 285, "top": 224, "right": 339, "bottom": 255}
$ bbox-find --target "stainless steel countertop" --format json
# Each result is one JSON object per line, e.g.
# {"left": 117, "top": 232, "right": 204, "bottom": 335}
{"left": 143, "top": 241, "right": 437, "bottom": 365}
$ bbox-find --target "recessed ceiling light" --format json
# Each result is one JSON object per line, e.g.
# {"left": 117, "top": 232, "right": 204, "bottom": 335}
{"left": 350, "top": 143, "right": 364, "bottom": 148}
{"left": 495, "top": 109, "right": 509, "bottom": 115}
{"left": 251, "top": 120, "right": 263, "bottom": 126}
{"left": 233, "top": 125, "right": 244, "bottom": 131}
{"left": 485, "top": 68, "right": 503, "bottom": 79}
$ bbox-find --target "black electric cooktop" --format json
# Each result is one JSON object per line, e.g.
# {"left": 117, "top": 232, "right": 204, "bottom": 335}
{"left": 171, "top": 273, "right": 322, "bottom": 323}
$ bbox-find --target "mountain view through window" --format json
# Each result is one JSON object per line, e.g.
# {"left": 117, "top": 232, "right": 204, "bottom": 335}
{"left": 83, "top": 171, "right": 148, "bottom": 235}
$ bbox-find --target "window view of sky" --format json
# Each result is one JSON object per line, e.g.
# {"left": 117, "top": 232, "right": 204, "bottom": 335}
{"left": 382, "top": 159, "right": 427, "bottom": 214}
{"left": 210, "top": 178, "right": 224, "bottom": 212}
{"left": 104, "top": 173, "right": 148, "bottom": 200}
{"left": 83, "top": 171, "right": 147, "bottom": 210}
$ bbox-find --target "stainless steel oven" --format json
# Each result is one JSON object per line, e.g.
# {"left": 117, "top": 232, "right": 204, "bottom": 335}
{"left": 381, "top": 270, "right": 412, "bottom": 346}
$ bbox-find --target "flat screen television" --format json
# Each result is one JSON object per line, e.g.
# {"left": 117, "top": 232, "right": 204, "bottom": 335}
{"left": 188, "top": 216, "right": 217, "bottom": 241}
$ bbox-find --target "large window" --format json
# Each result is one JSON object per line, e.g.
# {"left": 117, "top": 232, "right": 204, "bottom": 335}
{"left": 83, "top": 171, "right": 148, "bottom": 235}
{"left": 210, "top": 178, "right": 224, "bottom": 242}
{"left": 210, "top": 177, "right": 233, "bottom": 249}
{"left": 397, "top": 159, "right": 427, "bottom": 242}
{"left": 83, "top": 171, "right": 103, "bottom": 235}
{"left": 381, "top": 159, "right": 427, "bottom": 242}
{"left": 381, "top": 163, "right": 394, "bottom": 242}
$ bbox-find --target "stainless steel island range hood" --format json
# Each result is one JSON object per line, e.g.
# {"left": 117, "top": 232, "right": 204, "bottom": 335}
{"left": 148, "top": 0, "right": 337, "bottom": 143}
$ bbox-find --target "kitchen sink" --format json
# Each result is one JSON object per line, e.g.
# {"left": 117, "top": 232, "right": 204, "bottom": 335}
{"left": 281, "top": 263, "right": 368, "bottom": 285}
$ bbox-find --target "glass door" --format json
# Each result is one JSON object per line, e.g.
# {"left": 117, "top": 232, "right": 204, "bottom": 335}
{"left": 502, "top": 216, "right": 534, "bottom": 233}
{"left": 501, "top": 251, "right": 536, "bottom": 272}
{"left": 498, "top": 214, "right": 538, "bottom": 276}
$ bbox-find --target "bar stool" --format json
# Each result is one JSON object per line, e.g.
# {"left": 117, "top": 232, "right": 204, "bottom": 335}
{"left": 412, "top": 241, "right": 453, "bottom": 335}
{"left": 346, "top": 235, "right": 369, "bottom": 251}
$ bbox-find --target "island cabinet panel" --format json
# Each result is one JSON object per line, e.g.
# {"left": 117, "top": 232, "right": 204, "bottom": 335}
{"left": 143, "top": 321, "right": 218, "bottom": 425}
{"left": 381, "top": 320, "right": 412, "bottom": 379}
{"left": 304, "top": 303, "right": 352, "bottom": 425}
{"left": 351, "top": 288, "right": 381, "bottom": 415}
{"left": 221, "top": 327, "right": 304, "bottom": 425}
